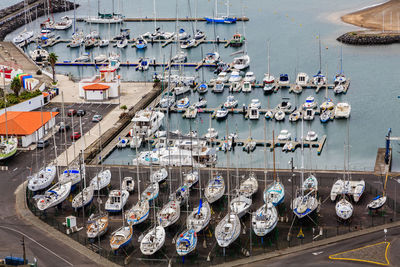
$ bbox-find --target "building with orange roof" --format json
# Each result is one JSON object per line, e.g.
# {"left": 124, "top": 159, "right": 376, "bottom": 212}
{"left": 0, "top": 111, "right": 58, "bottom": 147}
{"left": 79, "top": 66, "right": 120, "bottom": 101}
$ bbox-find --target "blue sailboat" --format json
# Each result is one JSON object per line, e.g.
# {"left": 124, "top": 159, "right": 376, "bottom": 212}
{"left": 176, "top": 228, "right": 198, "bottom": 256}
{"left": 204, "top": 0, "right": 237, "bottom": 24}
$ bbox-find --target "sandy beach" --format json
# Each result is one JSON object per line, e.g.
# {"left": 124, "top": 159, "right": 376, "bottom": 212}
{"left": 341, "top": 0, "right": 400, "bottom": 31}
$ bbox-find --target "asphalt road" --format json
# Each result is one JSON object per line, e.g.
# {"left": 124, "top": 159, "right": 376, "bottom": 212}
{"left": 0, "top": 103, "right": 115, "bottom": 267}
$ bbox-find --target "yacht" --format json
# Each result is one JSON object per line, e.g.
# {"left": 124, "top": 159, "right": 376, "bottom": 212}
{"left": 279, "top": 74, "right": 290, "bottom": 85}
{"left": 159, "top": 91, "right": 175, "bottom": 108}
{"left": 248, "top": 107, "right": 259, "bottom": 120}
{"left": 184, "top": 171, "right": 199, "bottom": 188}
{"left": 263, "top": 73, "right": 275, "bottom": 93}
{"left": 36, "top": 182, "right": 71, "bottom": 211}
{"left": 29, "top": 48, "right": 49, "bottom": 62}
{"left": 87, "top": 213, "right": 109, "bottom": 239}
{"left": 150, "top": 168, "right": 168, "bottom": 183}
{"left": 194, "top": 97, "right": 207, "bottom": 108}
{"left": 249, "top": 99, "right": 261, "bottom": 109}
{"left": 205, "top": 174, "right": 225, "bottom": 203}
{"left": 367, "top": 195, "right": 387, "bottom": 210}
{"left": 174, "top": 84, "right": 191, "bottom": 95}
{"left": 94, "top": 54, "right": 108, "bottom": 63}
{"left": 130, "top": 135, "right": 143, "bottom": 149}
{"left": 126, "top": 199, "right": 150, "bottom": 225}
{"left": 142, "top": 27, "right": 174, "bottom": 40}
{"left": 157, "top": 200, "right": 181, "bottom": 227}
{"left": 141, "top": 183, "right": 159, "bottom": 201}
{"left": 320, "top": 98, "right": 335, "bottom": 111}
{"left": 252, "top": 202, "right": 278, "bottom": 236}
{"left": 224, "top": 95, "right": 238, "bottom": 108}
{"left": 74, "top": 52, "right": 90, "bottom": 62}
{"left": 215, "top": 108, "right": 229, "bottom": 120}
{"left": 242, "top": 81, "right": 252, "bottom": 92}
{"left": 198, "top": 83, "right": 208, "bottom": 94}
{"left": 122, "top": 177, "right": 135, "bottom": 192}
{"left": 230, "top": 195, "right": 252, "bottom": 218}
{"left": 105, "top": 190, "right": 129, "bottom": 212}
{"left": 187, "top": 200, "right": 211, "bottom": 232}
{"left": 212, "top": 81, "right": 225, "bottom": 93}
{"left": 312, "top": 71, "right": 327, "bottom": 86}
{"left": 216, "top": 72, "right": 229, "bottom": 83}
{"left": 289, "top": 110, "right": 301, "bottom": 122}
{"left": 54, "top": 16, "right": 72, "bottom": 30}
{"left": 277, "top": 130, "right": 291, "bottom": 141}
{"left": 302, "top": 96, "right": 317, "bottom": 109}
{"left": 204, "top": 52, "right": 220, "bottom": 64}
{"left": 204, "top": 128, "right": 218, "bottom": 139}
{"left": 228, "top": 71, "right": 242, "bottom": 83}
{"left": 13, "top": 29, "right": 34, "bottom": 44}
{"left": 274, "top": 110, "right": 285, "bottom": 121}
{"left": 177, "top": 28, "right": 190, "bottom": 40}
{"left": 59, "top": 166, "right": 81, "bottom": 188}
{"left": 27, "top": 165, "right": 56, "bottom": 192}
{"left": 336, "top": 198, "right": 353, "bottom": 220}
{"left": 171, "top": 51, "right": 188, "bottom": 63}
{"left": 110, "top": 225, "right": 133, "bottom": 251}
{"left": 239, "top": 173, "right": 258, "bottom": 197}
{"left": 215, "top": 213, "right": 241, "bottom": 247}
{"left": 335, "top": 102, "right": 351, "bottom": 119}
{"left": 140, "top": 226, "right": 165, "bottom": 255}
{"left": 131, "top": 110, "right": 165, "bottom": 137}
{"left": 305, "top": 131, "right": 318, "bottom": 141}
{"left": 244, "top": 72, "right": 256, "bottom": 83}
{"left": 99, "top": 39, "right": 109, "bottom": 47}
{"left": 303, "top": 108, "right": 315, "bottom": 121}
{"left": 264, "top": 181, "right": 285, "bottom": 206}
{"left": 90, "top": 169, "right": 112, "bottom": 191}
{"left": 296, "top": 72, "right": 309, "bottom": 86}
{"left": 176, "top": 228, "right": 197, "bottom": 256}
{"left": 181, "top": 38, "right": 196, "bottom": 49}
{"left": 72, "top": 186, "right": 94, "bottom": 209}
{"left": 176, "top": 97, "right": 190, "bottom": 108}
{"left": 233, "top": 54, "right": 250, "bottom": 70}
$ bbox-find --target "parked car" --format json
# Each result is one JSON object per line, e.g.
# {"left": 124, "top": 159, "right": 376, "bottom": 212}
{"left": 51, "top": 107, "right": 60, "bottom": 112}
{"left": 92, "top": 114, "right": 103, "bottom": 122}
{"left": 58, "top": 122, "right": 71, "bottom": 132}
{"left": 37, "top": 139, "right": 49, "bottom": 148}
{"left": 70, "top": 131, "right": 81, "bottom": 140}
{"left": 77, "top": 109, "right": 86, "bottom": 117}
{"left": 67, "top": 109, "right": 77, "bottom": 116}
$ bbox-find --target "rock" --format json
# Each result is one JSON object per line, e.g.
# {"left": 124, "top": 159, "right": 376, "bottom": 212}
{"left": 337, "top": 31, "right": 400, "bottom": 45}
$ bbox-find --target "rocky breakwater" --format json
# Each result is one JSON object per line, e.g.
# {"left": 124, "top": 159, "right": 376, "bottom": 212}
{"left": 337, "top": 31, "right": 400, "bottom": 45}
{"left": 0, "top": 0, "right": 78, "bottom": 41}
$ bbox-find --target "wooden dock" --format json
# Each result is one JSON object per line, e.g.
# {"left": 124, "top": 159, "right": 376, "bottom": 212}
{"left": 76, "top": 17, "right": 249, "bottom": 22}
{"left": 47, "top": 61, "right": 219, "bottom": 68}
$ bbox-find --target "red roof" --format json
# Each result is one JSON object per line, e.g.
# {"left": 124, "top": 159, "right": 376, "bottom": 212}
{"left": 0, "top": 111, "right": 58, "bottom": 136}
{"left": 83, "top": 83, "right": 110, "bottom": 91}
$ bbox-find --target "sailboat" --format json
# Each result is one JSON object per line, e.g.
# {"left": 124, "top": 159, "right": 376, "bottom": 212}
{"left": 312, "top": 36, "right": 327, "bottom": 86}
{"left": 215, "top": 121, "right": 241, "bottom": 247}
{"left": 59, "top": 164, "right": 81, "bottom": 189}
{"left": 334, "top": 47, "right": 347, "bottom": 94}
{"left": 204, "top": 0, "right": 237, "bottom": 24}
{"left": 87, "top": 213, "right": 109, "bottom": 239}
{"left": 140, "top": 225, "right": 165, "bottom": 255}
{"left": 142, "top": 182, "right": 159, "bottom": 201}
{"left": 367, "top": 178, "right": 387, "bottom": 210}
{"left": 252, "top": 119, "right": 278, "bottom": 236}
{"left": 187, "top": 198, "right": 211, "bottom": 232}
{"left": 264, "top": 132, "right": 285, "bottom": 206}
{"left": 35, "top": 182, "right": 72, "bottom": 211}
{"left": 176, "top": 228, "right": 198, "bottom": 256}
{"left": 90, "top": 169, "right": 112, "bottom": 190}
{"left": 13, "top": 0, "right": 33, "bottom": 44}
{"left": 157, "top": 199, "right": 181, "bottom": 227}
{"left": 263, "top": 42, "right": 275, "bottom": 93}
{"left": 72, "top": 185, "right": 94, "bottom": 209}
{"left": 85, "top": 0, "right": 123, "bottom": 24}
{"left": 28, "top": 165, "right": 57, "bottom": 192}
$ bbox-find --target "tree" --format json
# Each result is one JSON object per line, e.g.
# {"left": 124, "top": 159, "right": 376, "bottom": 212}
{"left": 10, "top": 77, "right": 21, "bottom": 97}
{"left": 48, "top": 52, "right": 58, "bottom": 84}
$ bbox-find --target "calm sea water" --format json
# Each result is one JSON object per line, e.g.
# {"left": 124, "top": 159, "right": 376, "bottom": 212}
{"left": 4, "top": 0, "right": 400, "bottom": 171}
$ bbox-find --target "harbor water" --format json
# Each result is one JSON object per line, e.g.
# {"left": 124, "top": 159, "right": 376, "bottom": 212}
{"left": 4, "top": 0, "right": 400, "bottom": 171}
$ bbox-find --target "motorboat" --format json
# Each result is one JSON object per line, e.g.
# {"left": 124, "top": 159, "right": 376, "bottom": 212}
{"left": 233, "top": 54, "right": 250, "bottom": 70}
{"left": 239, "top": 173, "right": 258, "bottom": 197}
{"left": 204, "top": 128, "right": 218, "bottom": 139}
{"left": 113, "top": 29, "right": 130, "bottom": 40}
{"left": 176, "top": 228, "right": 197, "bottom": 256}
{"left": 59, "top": 167, "right": 81, "bottom": 188}
{"left": 132, "top": 110, "right": 165, "bottom": 137}
{"left": 194, "top": 97, "right": 207, "bottom": 108}
{"left": 334, "top": 83, "right": 345, "bottom": 94}
{"left": 68, "top": 37, "right": 83, "bottom": 48}
{"left": 289, "top": 110, "right": 301, "bottom": 122}
{"left": 214, "top": 62, "right": 229, "bottom": 74}
{"left": 264, "top": 181, "right": 285, "bottom": 206}
{"left": 141, "top": 183, "right": 159, "bottom": 202}
{"left": 252, "top": 202, "right": 278, "bottom": 236}
{"left": 217, "top": 72, "right": 229, "bottom": 83}
{"left": 229, "top": 82, "right": 241, "bottom": 92}
{"left": 140, "top": 226, "right": 165, "bottom": 255}
{"left": 224, "top": 95, "right": 238, "bottom": 108}
{"left": 282, "top": 141, "right": 295, "bottom": 152}
{"left": 74, "top": 52, "right": 90, "bottom": 62}
{"left": 242, "top": 81, "right": 252, "bottom": 92}
{"left": 116, "top": 38, "right": 128, "bottom": 48}
{"left": 279, "top": 74, "right": 290, "bottom": 85}
{"left": 29, "top": 47, "right": 49, "bottom": 62}
{"left": 244, "top": 72, "right": 256, "bottom": 83}
{"left": 13, "top": 29, "right": 34, "bottom": 44}
{"left": 126, "top": 199, "right": 150, "bottom": 225}
{"left": 292, "top": 84, "right": 303, "bottom": 94}
{"left": 54, "top": 16, "right": 72, "bottom": 30}
{"left": 122, "top": 177, "right": 135, "bottom": 192}
{"left": 249, "top": 99, "right": 261, "bottom": 109}
{"left": 181, "top": 38, "right": 196, "bottom": 49}
{"left": 277, "top": 130, "right": 291, "bottom": 141}
{"left": 36, "top": 182, "right": 71, "bottom": 211}
{"left": 296, "top": 72, "right": 309, "bottom": 86}
{"left": 137, "top": 57, "right": 151, "bottom": 71}
{"left": 142, "top": 27, "right": 174, "bottom": 40}
{"left": 130, "top": 135, "right": 142, "bottom": 149}
{"left": 274, "top": 110, "right": 285, "bottom": 121}
{"left": 171, "top": 51, "right": 188, "bottom": 63}
{"left": 213, "top": 81, "right": 225, "bottom": 93}
{"left": 367, "top": 195, "right": 387, "bottom": 210}
{"left": 228, "top": 33, "right": 245, "bottom": 47}
{"left": 320, "top": 98, "right": 335, "bottom": 111}
{"left": 94, "top": 54, "right": 108, "bottom": 63}
{"left": 215, "top": 213, "right": 241, "bottom": 247}
{"left": 72, "top": 186, "right": 94, "bottom": 209}
{"left": 150, "top": 168, "right": 168, "bottom": 183}
{"left": 197, "top": 83, "right": 208, "bottom": 94}
{"left": 243, "top": 138, "right": 256, "bottom": 153}
{"left": 99, "top": 39, "right": 109, "bottom": 47}
{"left": 220, "top": 138, "right": 233, "bottom": 152}
{"left": 28, "top": 165, "right": 57, "bottom": 192}
{"left": 187, "top": 200, "right": 211, "bottom": 232}
{"left": 204, "top": 1, "right": 237, "bottom": 24}
{"left": 305, "top": 131, "right": 318, "bottom": 141}
{"left": 90, "top": 169, "right": 112, "bottom": 191}
{"left": 215, "top": 108, "right": 229, "bottom": 120}
{"left": 303, "top": 108, "right": 315, "bottom": 121}
{"left": 228, "top": 71, "right": 242, "bottom": 83}
{"left": 134, "top": 37, "right": 148, "bottom": 49}
{"left": 87, "top": 213, "right": 109, "bottom": 239}
{"left": 248, "top": 107, "right": 259, "bottom": 120}
{"left": 159, "top": 91, "right": 175, "bottom": 108}
{"left": 176, "top": 97, "right": 190, "bottom": 109}
{"left": 158, "top": 200, "right": 181, "bottom": 227}
{"left": 205, "top": 174, "right": 225, "bottom": 203}
{"left": 204, "top": 52, "right": 220, "bottom": 64}
{"left": 174, "top": 84, "right": 191, "bottom": 96}
{"left": 277, "top": 100, "right": 292, "bottom": 113}
{"left": 184, "top": 171, "right": 199, "bottom": 188}
{"left": 170, "top": 184, "right": 190, "bottom": 204}
{"left": 264, "top": 110, "right": 274, "bottom": 120}
{"left": 105, "top": 190, "right": 129, "bottom": 212}
{"left": 320, "top": 110, "right": 333, "bottom": 123}
{"left": 312, "top": 71, "right": 327, "bottom": 86}
{"left": 177, "top": 28, "right": 190, "bottom": 40}
{"left": 117, "top": 138, "right": 129, "bottom": 148}
{"left": 335, "top": 198, "right": 353, "bottom": 220}
{"left": 303, "top": 96, "right": 317, "bottom": 109}
{"left": 84, "top": 38, "right": 96, "bottom": 49}
{"left": 335, "top": 102, "right": 351, "bottom": 119}
{"left": 110, "top": 225, "right": 133, "bottom": 251}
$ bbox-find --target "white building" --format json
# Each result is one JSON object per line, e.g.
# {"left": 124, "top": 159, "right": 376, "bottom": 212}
{"left": 79, "top": 66, "right": 120, "bottom": 101}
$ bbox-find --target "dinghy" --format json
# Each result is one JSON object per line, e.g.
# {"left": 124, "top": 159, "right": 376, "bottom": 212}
{"left": 170, "top": 184, "right": 190, "bottom": 204}
{"left": 36, "top": 182, "right": 71, "bottom": 211}
{"left": 140, "top": 226, "right": 165, "bottom": 255}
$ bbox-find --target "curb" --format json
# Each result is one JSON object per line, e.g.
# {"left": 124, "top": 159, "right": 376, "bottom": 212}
{"left": 15, "top": 181, "right": 120, "bottom": 267}
{"left": 214, "top": 220, "right": 400, "bottom": 267}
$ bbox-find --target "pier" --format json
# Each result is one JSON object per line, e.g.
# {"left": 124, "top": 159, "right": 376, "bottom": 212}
{"left": 76, "top": 17, "right": 249, "bottom": 22}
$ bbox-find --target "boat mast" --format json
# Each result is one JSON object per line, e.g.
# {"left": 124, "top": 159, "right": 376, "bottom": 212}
{"left": 226, "top": 0, "right": 230, "bottom": 17}
{"left": 119, "top": 167, "right": 125, "bottom": 227}
{"left": 267, "top": 41, "right": 271, "bottom": 79}
{"left": 226, "top": 120, "right": 231, "bottom": 214}
{"left": 215, "top": 0, "right": 218, "bottom": 19}
{"left": 61, "top": 92, "right": 69, "bottom": 170}
{"left": 318, "top": 35, "right": 322, "bottom": 72}
{"left": 153, "top": 0, "right": 157, "bottom": 31}
{"left": 263, "top": 117, "right": 267, "bottom": 190}
{"left": 2, "top": 66, "right": 8, "bottom": 141}
{"left": 272, "top": 130, "right": 277, "bottom": 183}
{"left": 301, "top": 112, "right": 304, "bottom": 197}
{"left": 340, "top": 46, "right": 343, "bottom": 74}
